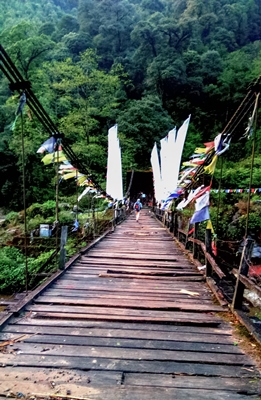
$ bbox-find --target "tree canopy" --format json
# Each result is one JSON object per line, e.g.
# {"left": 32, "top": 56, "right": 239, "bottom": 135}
{"left": 1, "top": 0, "right": 261, "bottom": 209}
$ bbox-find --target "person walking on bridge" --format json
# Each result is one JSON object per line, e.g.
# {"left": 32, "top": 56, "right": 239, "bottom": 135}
{"left": 134, "top": 198, "right": 142, "bottom": 222}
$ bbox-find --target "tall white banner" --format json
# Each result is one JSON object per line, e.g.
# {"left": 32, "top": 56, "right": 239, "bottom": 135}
{"left": 150, "top": 143, "right": 163, "bottom": 203}
{"left": 106, "top": 124, "right": 123, "bottom": 200}
{"left": 164, "top": 127, "right": 176, "bottom": 197}
{"left": 171, "top": 115, "right": 191, "bottom": 195}
{"left": 160, "top": 136, "right": 169, "bottom": 200}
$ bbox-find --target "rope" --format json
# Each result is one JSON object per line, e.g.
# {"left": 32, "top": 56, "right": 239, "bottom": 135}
{"left": 125, "top": 169, "right": 134, "bottom": 198}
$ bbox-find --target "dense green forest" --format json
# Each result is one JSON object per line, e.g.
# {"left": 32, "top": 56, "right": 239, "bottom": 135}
{"left": 1, "top": 0, "right": 261, "bottom": 210}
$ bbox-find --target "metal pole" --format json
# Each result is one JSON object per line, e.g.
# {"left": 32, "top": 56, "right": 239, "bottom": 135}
{"left": 21, "top": 112, "right": 28, "bottom": 294}
{"left": 55, "top": 142, "right": 60, "bottom": 268}
{"left": 76, "top": 169, "right": 78, "bottom": 222}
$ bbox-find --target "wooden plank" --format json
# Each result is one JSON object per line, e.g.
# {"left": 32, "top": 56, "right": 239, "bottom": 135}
{"left": 41, "top": 289, "right": 215, "bottom": 303}
{"left": 22, "top": 387, "right": 261, "bottom": 399}
{"left": 68, "top": 267, "right": 198, "bottom": 275}
{"left": 26, "top": 304, "right": 221, "bottom": 322}
{"left": 54, "top": 280, "right": 210, "bottom": 291}
{"left": 47, "top": 283, "right": 212, "bottom": 293}
{"left": 86, "top": 254, "right": 179, "bottom": 261}
{"left": 124, "top": 373, "right": 261, "bottom": 393}
{"left": 78, "top": 259, "right": 186, "bottom": 267}
{"left": 0, "top": 354, "right": 257, "bottom": 378}
{"left": 98, "top": 273, "right": 205, "bottom": 281}
{"left": 0, "top": 342, "right": 252, "bottom": 365}
{"left": 34, "top": 295, "right": 223, "bottom": 312}
{"left": 0, "top": 332, "right": 243, "bottom": 354}
{"left": 10, "top": 319, "right": 232, "bottom": 335}
{"left": 1, "top": 325, "right": 236, "bottom": 344}
{"left": 73, "top": 263, "right": 196, "bottom": 271}
{"left": 24, "top": 311, "right": 220, "bottom": 325}
{"left": 104, "top": 268, "right": 198, "bottom": 276}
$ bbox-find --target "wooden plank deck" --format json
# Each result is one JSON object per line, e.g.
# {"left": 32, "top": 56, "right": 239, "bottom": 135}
{"left": 0, "top": 209, "right": 261, "bottom": 399}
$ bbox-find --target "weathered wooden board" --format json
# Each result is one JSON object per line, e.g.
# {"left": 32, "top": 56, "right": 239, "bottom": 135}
{"left": 33, "top": 295, "right": 223, "bottom": 312}
{"left": 0, "top": 341, "right": 253, "bottom": 365}
{"left": 0, "top": 332, "right": 244, "bottom": 354}
{"left": 41, "top": 289, "right": 215, "bottom": 304}
{"left": 9, "top": 318, "right": 233, "bottom": 335}
{"left": 0, "top": 354, "right": 258, "bottom": 378}
{"left": 1, "top": 325, "right": 235, "bottom": 344}
{"left": 124, "top": 373, "right": 261, "bottom": 392}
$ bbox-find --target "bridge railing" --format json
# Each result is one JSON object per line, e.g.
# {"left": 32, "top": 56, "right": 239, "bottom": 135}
{"left": 154, "top": 207, "right": 261, "bottom": 313}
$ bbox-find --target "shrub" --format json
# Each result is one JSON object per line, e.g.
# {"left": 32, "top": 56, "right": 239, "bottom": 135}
{"left": 5, "top": 211, "right": 20, "bottom": 224}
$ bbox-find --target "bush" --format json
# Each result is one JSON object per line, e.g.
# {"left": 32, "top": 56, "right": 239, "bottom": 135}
{"left": 0, "top": 247, "right": 26, "bottom": 293}
{"left": 5, "top": 211, "right": 20, "bottom": 224}
{"left": 0, "top": 246, "right": 58, "bottom": 294}
{"left": 41, "top": 200, "right": 57, "bottom": 218}
{"left": 59, "top": 211, "right": 75, "bottom": 224}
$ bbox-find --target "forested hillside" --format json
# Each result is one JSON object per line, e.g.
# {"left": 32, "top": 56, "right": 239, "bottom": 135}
{"left": 1, "top": 0, "right": 261, "bottom": 210}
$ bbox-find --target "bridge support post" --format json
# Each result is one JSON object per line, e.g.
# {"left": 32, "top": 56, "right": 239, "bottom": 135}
{"left": 205, "top": 229, "right": 213, "bottom": 277}
{"left": 232, "top": 237, "right": 254, "bottom": 310}
{"left": 174, "top": 212, "right": 178, "bottom": 238}
{"left": 193, "top": 223, "right": 199, "bottom": 259}
{"left": 59, "top": 225, "right": 68, "bottom": 270}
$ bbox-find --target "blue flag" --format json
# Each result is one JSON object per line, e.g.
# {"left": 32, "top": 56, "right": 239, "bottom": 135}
{"left": 37, "top": 137, "right": 57, "bottom": 153}
{"left": 190, "top": 205, "right": 210, "bottom": 224}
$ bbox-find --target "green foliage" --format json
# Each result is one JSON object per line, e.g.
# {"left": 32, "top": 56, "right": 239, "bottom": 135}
{"left": 118, "top": 96, "right": 174, "bottom": 167}
{"left": 5, "top": 211, "right": 20, "bottom": 224}
{"left": 58, "top": 210, "right": 75, "bottom": 224}
{"left": 0, "top": 246, "right": 57, "bottom": 293}
{"left": 1, "top": 0, "right": 261, "bottom": 220}
{"left": 0, "top": 247, "right": 26, "bottom": 292}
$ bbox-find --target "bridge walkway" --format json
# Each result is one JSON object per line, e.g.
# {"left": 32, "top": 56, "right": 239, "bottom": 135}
{"left": 0, "top": 209, "right": 261, "bottom": 399}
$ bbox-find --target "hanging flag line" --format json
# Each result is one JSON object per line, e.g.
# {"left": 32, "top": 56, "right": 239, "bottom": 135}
{"left": 36, "top": 140, "right": 101, "bottom": 191}
{"left": 211, "top": 188, "right": 261, "bottom": 193}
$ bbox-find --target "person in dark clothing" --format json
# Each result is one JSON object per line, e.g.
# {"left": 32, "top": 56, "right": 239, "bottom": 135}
{"left": 134, "top": 198, "right": 142, "bottom": 222}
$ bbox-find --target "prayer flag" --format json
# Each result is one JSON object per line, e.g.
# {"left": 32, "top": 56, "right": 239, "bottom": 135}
{"left": 204, "top": 155, "right": 218, "bottom": 175}
{"left": 11, "top": 92, "right": 27, "bottom": 131}
{"left": 41, "top": 151, "right": 67, "bottom": 165}
{"left": 37, "top": 137, "right": 57, "bottom": 153}
{"left": 190, "top": 205, "right": 210, "bottom": 224}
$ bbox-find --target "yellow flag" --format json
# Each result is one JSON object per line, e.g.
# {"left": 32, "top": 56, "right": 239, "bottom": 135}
{"left": 63, "top": 171, "right": 78, "bottom": 180}
{"left": 206, "top": 219, "right": 215, "bottom": 234}
{"left": 77, "top": 175, "right": 89, "bottom": 185}
{"left": 41, "top": 151, "right": 67, "bottom": 165}
{"left": 204, "top": 155, "right": 218, "bottom": 175}
{"left": 194, "top": 147, "right": 207, "bottom": 154}
{"left": 182, "top": 161, "right": 198, "bottom": 167}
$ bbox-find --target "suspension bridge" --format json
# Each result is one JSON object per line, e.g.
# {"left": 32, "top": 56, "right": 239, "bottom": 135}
{"left": 0, "top": 209, "right": 261, "bottom": 399}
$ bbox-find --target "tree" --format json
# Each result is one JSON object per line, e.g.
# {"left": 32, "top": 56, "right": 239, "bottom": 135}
{"left": 117, "top": 95, "right": 174, "bottom": 167}
{"left": 0, "top": 22, "right": 54, "bottom": 80}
